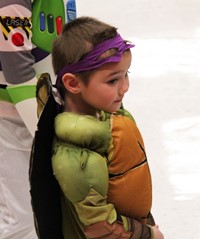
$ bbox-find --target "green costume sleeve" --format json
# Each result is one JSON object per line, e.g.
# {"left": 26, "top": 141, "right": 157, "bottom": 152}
{"left": 52, "top": 143, "right": 121, "bottom": 235}
{"left": 52, "top": 145, "right": 109, "bottom": 203}
{"left": 52, "top": 112, "right": 117, "bottom": 225}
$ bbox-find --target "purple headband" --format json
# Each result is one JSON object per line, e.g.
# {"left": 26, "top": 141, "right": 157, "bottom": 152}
{"left": 56, "top": 34, "right": 135, "bottom": 84}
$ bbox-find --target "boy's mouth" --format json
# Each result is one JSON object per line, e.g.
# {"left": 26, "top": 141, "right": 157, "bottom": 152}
{"left": 115, "top": 99, "right": 122, "bottom": 103}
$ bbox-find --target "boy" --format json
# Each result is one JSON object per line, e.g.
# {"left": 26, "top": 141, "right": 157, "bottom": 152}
{"left": 34, "top": 16, "right": 165, "bottom": 239}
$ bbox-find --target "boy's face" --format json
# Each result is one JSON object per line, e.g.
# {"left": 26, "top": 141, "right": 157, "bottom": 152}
{"left": 79, "top": 51, "right": 132, "bottom": 113}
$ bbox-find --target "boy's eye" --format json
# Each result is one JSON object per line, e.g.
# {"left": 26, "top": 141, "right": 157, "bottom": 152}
{"left": 106, "top": 71, "right": 130, "bottom": 84}
{"left": 107, "top": 79, "right": 117, "bottom": 85}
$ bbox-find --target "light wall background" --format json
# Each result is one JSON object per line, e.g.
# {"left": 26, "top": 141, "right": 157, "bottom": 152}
{"left": 77, "top": 1, "right": 200, "bottom": 239}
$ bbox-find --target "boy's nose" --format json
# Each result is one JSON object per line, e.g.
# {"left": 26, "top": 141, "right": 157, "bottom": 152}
{"left": 119, "top": 79, "right": 129, "bottom": 95}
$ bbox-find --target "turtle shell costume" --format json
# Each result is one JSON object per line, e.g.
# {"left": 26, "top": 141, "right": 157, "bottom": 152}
{"left": 30, "top": 34, "right": 156, "bottom": 239}
{"left": 52, "top": 108, "right": 155, "bottom": 239}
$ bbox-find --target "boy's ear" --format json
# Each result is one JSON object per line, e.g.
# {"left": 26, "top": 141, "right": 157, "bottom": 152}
{"left": 62, "top": 73, "right": 80, "bottom": 94}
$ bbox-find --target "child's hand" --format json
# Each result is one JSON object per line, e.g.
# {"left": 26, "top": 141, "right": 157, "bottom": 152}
{"left": 152, "top": 225, "right": 164, "bottom": 239}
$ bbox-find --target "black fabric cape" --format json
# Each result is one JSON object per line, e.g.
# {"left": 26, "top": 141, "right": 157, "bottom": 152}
{"left": 29, "top": 74, "right": 64, "bottom": 239}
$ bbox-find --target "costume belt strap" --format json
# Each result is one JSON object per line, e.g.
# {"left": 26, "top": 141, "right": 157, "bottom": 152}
{"left": 0, "top": 84, "right": 36, "bottom": 104}
{"left": 0, "top": 86, "right": 12, "bottom": 103}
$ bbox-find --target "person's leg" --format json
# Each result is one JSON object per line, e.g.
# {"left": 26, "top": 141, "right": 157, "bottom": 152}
{"left": 0, "top": 102, "right": 37, "bottom": 239}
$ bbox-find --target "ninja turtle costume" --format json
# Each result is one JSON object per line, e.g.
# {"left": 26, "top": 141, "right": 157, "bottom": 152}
{"left": 52, "top": 107, "right": 155, "bottom": 239}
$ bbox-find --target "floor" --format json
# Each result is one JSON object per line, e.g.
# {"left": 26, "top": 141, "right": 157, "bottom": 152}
{"left": 77, "top": 1, "right": 200, "bottom": 238}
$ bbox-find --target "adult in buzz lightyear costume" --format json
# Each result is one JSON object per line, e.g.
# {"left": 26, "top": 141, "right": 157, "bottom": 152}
{"left": 0, "top": 0, "right": 75, "bottom": 238}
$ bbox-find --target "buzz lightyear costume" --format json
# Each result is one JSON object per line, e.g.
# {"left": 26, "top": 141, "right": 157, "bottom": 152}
{"left": 0, "top": 0, "right": 76, "bottom": 238}
{"left": 30, "top": 34, "right": 156, "bottom": 238}
{"left": 0, "top": 1, "right": 37, "bottom": 238}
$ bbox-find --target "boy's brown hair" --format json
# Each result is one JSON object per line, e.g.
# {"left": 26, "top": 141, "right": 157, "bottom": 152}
{"left": 52, "top": 16, "right": 118, "bottom": 75}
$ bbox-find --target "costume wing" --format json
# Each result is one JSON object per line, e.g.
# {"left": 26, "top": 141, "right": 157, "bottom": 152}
{"left": 29, "top": 73, "right": 64, "bottom": 239}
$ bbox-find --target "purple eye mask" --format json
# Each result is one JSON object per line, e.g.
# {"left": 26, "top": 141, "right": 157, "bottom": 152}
{"left": 56, "top": 34, "right": 135, "bottom": 83}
